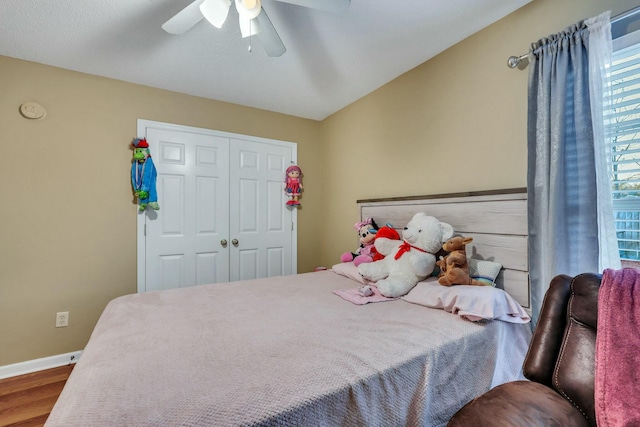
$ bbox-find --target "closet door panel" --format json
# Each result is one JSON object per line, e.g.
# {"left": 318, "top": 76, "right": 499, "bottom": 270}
{"left": 229, "top": 138, "right": 293, "bottom": 281}
{"left": 239, "top": 178, "right": 259, "bottom": 232}
{"left": 239, "top": 249, "right": 259, "bottom": 281}
{"left": 144, "top": 128, "right": 230, "bottom": 291}
{"left": 196, "top": 252, "right": 218, "bottom": 286}
{"left": 267, "top": 247, "right": 285, "bottom": 277}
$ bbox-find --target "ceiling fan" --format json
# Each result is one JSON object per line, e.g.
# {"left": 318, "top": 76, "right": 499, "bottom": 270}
{"left": 162, "top": 0, "right": 351, "bottom": 57}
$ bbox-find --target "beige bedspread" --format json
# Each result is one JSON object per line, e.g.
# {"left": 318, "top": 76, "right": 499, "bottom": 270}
{"left": 46, "top": 271, "right": 531, "bottom": 427}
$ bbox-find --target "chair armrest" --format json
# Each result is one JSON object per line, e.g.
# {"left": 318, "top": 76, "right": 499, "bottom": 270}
{"left": 523, "top": 274, "right": 572, "bottom": 386}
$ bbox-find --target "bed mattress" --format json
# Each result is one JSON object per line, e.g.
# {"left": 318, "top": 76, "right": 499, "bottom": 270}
{"left": 46, "top": 271, "right": 531, "bottom": 427}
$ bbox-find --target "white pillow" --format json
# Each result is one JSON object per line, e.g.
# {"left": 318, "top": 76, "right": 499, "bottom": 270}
{"left": 468, "top": 258, "right": 502, "bottom": 287}
{"left": 331, "top": 262, "right": 372, "bottom": 285}
{"left": 402, "top": 277, "right": 530, "bottom": 323}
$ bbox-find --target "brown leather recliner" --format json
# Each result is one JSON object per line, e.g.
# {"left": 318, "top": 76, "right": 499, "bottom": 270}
{"left": 448, "top": 273, "right": 602, "bottom": 427}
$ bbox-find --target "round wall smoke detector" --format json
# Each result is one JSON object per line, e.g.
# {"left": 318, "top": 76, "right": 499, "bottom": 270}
{"left": 19, "top": 102, "right": 47, "bottom": 120}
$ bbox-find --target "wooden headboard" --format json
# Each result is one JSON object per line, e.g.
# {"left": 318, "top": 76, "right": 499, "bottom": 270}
{"left": 357, "top": 188, "right": 529, "bottom": 309}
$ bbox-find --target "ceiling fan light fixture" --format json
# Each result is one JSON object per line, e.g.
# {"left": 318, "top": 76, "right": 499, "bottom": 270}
{"left": 235, "top": 0, "right": 262, "bottom": 19}
{"left": 200, "top": 0, "right": 231, "bottom": 28}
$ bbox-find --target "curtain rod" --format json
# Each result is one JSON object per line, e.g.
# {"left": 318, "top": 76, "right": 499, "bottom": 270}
{"left": 507, "top": 7, "right": 640, "bottom": 69}
{"left": 507, "top": 53, "right": 529, "bottom": 69}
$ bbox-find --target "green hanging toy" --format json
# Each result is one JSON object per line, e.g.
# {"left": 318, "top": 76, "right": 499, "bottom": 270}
{"left": 131, "top": 138, "right": 159, "bottom": 211}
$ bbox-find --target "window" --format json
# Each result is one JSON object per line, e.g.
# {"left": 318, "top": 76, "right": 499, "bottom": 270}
{"left": 608, "top": 9, "right": 640, "bottom": 263}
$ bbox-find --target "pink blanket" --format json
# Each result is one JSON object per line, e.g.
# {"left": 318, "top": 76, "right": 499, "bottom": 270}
{"left": 596, "top": 268, "right": 640, "bottom": 427}
{"left": 332, "top": 285, "right": 398, "bottom": 304}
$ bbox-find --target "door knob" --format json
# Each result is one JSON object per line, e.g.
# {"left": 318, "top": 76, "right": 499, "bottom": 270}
{"left": 221, "top": 239, "right": 228, "bottom": 247}
{"left": 232, "top": 239, "right": 239, "bottom": 246}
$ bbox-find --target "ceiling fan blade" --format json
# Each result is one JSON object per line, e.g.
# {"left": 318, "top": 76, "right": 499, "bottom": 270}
{"left": 162, "top": 0, "right": 206, "bottom": 34}
{"left": 254, "top": 9, "right": 286, "bottom": 57}
{"left": 274, "top": 0, "right": 350, "bottom": 13}
{"left": 200, "top": 0, "right": 232, "bottom": 28}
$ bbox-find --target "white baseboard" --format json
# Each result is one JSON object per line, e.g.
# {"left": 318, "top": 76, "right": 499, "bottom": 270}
{"left": 0, "top": 351, "right": 82, "bottom": 380}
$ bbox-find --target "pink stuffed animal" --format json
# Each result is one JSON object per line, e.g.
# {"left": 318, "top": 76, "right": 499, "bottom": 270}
{"left": 341, "top": 218, "right": 379, "bottom": 267}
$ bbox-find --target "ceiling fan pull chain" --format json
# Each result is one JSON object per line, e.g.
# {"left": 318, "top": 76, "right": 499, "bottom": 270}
{"left": 248, "top": 20, "right": 252, "bottom": 52}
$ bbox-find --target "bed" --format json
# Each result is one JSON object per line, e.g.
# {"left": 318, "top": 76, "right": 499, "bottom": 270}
{"left": 46, "top": 189, "right": 532, "bottom": 427}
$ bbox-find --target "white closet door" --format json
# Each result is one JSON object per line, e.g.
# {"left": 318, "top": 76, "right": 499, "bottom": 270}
{"left": 144, "top": 128, "right": 230, "bottom": 291}
{"left": 229, "top": 138, "right": 293, "bottom": 281}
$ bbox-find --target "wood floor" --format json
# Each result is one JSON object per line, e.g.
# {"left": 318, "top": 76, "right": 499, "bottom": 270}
{"left": 0, "top": 365, "right": 74, "bottom": 427}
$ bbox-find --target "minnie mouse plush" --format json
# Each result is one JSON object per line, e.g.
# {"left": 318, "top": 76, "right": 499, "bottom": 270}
{"left": 340, "top": 218, "right": 379, "bottom": 267}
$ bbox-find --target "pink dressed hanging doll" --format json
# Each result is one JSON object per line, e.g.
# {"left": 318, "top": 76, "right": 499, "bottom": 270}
{"left": 284, "top": 165, "right": 303, "bottom": 206}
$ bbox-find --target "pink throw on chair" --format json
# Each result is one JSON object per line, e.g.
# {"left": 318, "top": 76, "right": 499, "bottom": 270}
{"left": 596, "top": 268, "right": 640, "bottom": 427}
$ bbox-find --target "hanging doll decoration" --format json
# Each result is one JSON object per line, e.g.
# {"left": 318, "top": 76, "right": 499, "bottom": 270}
{"left": 284, "top": 164, "right": 303, "bottom": 206}
{"left": 341, "top": 218, "right": 380, "bottom": 266}
{"left": 131, "top": 138, "right": 159, "bottom": 211}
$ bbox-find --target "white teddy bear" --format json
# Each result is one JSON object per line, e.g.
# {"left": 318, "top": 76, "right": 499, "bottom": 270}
{"left": 358, "top": 212, "right": 454, "bottom": 297}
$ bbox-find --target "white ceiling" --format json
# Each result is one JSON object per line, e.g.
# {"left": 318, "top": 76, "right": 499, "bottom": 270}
{"left": 0, "top": 0, "right": 531, "bottom": 121}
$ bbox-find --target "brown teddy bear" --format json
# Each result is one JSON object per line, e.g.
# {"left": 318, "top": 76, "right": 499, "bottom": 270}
{"left": 438, "top": 236, "right": 486, "bottom": 286}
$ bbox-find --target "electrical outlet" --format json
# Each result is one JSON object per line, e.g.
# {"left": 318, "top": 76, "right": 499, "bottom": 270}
{"left": 56, "top": 311, "right": 69, "bottom": 328}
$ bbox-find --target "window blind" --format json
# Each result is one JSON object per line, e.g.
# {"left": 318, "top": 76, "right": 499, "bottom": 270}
{"left": 607, "top": 15, "right": 640, "bottom": 260}
{"left": 607, "top": 40, "right": 640, "bottom": 200}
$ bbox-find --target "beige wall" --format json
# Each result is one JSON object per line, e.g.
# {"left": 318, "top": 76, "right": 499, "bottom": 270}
{"left": 1, "top": 0, "right": 637, "bottom": 366}
{"left": 318, "top": 0, "right": 639, "bottom": 269}
{"left": 0, "top": 58, "right": 323, "bottom": 366}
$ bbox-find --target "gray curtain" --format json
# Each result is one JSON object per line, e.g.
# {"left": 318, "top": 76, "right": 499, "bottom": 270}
{"left": 527, "top": 11, "right": 620, "bottom": 326}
